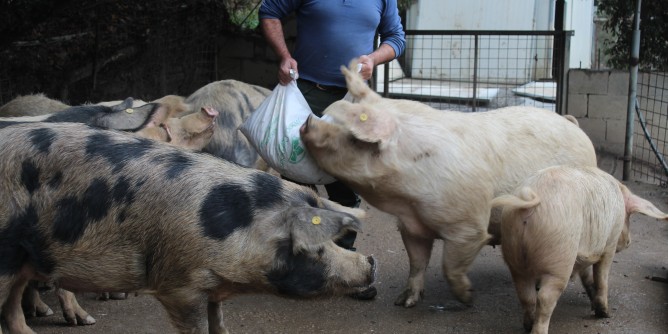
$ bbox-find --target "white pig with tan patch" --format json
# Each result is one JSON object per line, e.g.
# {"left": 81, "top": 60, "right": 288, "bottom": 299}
{"left": 490, "top": 165, "right": 668, "bottom": 334}
{"left": 299, "top": 59, "right": 598, "bottom": 307}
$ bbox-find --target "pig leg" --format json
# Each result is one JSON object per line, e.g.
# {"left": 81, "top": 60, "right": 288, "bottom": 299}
{"left": 578, "top": 266, "right": 597, "bottom": 309}
{"left": 56, "top": 288, "right": 96, "bottom": 326}
{"left": 207, "top": 301, "right": 229, "bottom": 334}
{"left": 532, "top": 275, "right": 568, "bottom": 334}
{"left": 591, "top": 253, "right": 614, "bottom": 318}
{"left": 2, "top": 276, "right": 35, "bottom": 334}
{"left": 441, "top": 224, "right": 489, "bottom": 304}
{"left": 22, "top": 282, "right": 54, "bottom": 317}
{"left": 394, "top": 230, "right": 434, "bottom": 308}
{"left": 156, "top": 290, "right": 208, "bottom": 334}
{"left": 511, "top": 274, "right": 538, "bottom": 332}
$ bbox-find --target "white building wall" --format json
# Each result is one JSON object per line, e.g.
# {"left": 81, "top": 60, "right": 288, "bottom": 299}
{"left": 404, "top": 0, "right": 594, "bottom": 81}
{"left": 565, "top": 0, "right": 594, "bottom": 68}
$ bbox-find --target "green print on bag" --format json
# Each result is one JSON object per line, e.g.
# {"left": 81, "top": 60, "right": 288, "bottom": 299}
{"left": 279, "top": 118, "right": 308, "bottom": 165}
{"left": 260, "top": 110, "right": 307, "bottom": 168}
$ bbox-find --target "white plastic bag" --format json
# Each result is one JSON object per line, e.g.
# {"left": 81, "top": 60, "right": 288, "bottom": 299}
{"left": 239, "top": 80, "right": 337, "bottom": 184}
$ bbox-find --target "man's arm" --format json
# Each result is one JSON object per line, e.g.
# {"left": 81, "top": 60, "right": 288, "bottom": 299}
{"left": 356, "top": 0, "right": 406, "bottom": 81}
{"left": 261, "top": 18, "right": 298, "bottom": 85}
{"left": 357, "top": 44, "right": 396, "bottom": 80}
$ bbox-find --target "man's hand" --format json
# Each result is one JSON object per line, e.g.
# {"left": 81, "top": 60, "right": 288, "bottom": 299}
{"left": 357, "top": 55, "right": 375, "bottom": 81}
{"left": 357, "top": 43, "right": 397, "bottom": 81}
{"left": 279, "top": 57, "right": 298, "bottom": 85}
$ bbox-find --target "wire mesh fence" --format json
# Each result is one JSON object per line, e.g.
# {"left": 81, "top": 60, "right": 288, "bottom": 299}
{"left": 633, "top": 71, "right": 668, "bottom": 186}
{"left": 376, "top": 30, "right": 571, "bottom": 113}
{"left": 0, "top": 1, "right": 227, "bottom": 106}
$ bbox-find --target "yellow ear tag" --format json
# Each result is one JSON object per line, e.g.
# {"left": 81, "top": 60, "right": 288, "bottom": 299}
{"left": 359, "top": 113, "right": 368, "bottom": 122}
{"left": 311, "top": 216, "right": 321, "bottom": 225}
{"left": 125, "top": 108, "right": 134, "bottom": 114}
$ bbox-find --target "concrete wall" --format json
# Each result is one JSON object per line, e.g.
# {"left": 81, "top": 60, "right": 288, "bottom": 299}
{"left": 567, "top": 69, "right": 629, "bottom": 155}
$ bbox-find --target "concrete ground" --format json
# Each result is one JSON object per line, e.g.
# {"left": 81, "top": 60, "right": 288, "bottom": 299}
{"left": 13, "top": 153, "right": 668, "bottom": 334}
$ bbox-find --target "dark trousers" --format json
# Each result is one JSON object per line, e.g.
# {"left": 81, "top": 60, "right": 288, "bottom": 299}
{"left": 288, "top": 78, "right": 359, "bottom": 249}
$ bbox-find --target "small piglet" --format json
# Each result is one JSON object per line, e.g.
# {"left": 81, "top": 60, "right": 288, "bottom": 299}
{"left": 491, "top": 165, "right": 668, "bottom": 334}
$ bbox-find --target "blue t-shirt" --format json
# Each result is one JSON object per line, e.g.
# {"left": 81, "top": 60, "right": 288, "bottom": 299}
{"left": 259, "top": 0, "right": 406, "bottom": 88}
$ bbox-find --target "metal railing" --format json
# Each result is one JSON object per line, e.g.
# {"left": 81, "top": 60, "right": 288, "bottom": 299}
{"left": 632, "top": 71, "right": 668, "bottom": 186}
{"left": 376, "top": 30, "right": 572, "bottom": 114}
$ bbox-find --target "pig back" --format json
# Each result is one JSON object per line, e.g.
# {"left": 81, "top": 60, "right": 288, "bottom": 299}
{"left": 185, "top": 80, "right": 271, "bottom": 168}
{"left": 389, "top": 106, "right": 597, "bottom": 198}
{"left": 0, "top": 123, "right": 278, "bottom": 253}
{"left": 504, "top": 166, "right": 626, "bottom": 261}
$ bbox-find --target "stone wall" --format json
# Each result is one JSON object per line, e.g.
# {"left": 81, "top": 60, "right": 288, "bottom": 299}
{"left": 567, "top": 69, "right": 630, "bottom": 155}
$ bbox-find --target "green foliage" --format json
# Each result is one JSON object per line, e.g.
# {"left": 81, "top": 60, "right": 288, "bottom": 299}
{"left": 223, "top": 0, "right": 415, "bottom": 31}
{"left": 397, "top": 0, "right": 416, "bottom": 11}
{"left": 597, "top": 0, "right": 668, "bottom": 70}
{"left": 225, "top": 0, "right": 261, "bottom": 30}
{"left": 0, "top": 0, "right": 233, "bottom": 103}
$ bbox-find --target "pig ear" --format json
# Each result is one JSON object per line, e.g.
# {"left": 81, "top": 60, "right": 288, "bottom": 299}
{"left": 337, "top": 102, "right": 396, "bottom": 144}
{"left": 109, "top": 97, "right": 134, "bottom": 112}
{"left": 620, "top": 184, "right": 668, "bottom": 220}
{"left": 320, "top": 198, "right": 366, "bottom": 220}
{"left": 287, "top": 207, "right": 362, "bottom": 252}
{"left": 96, "top": 102, "right": 168, "bottom": 132}
{"left": 341, "top": 59, "right": 381, "bottom": 103}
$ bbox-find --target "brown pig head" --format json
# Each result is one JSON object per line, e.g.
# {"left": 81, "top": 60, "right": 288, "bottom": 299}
{"left": 136, "top": 106, "right": 218, "bottom": 151}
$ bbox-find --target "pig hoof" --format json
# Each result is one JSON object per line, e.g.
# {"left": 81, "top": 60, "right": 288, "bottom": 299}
{"left": 523, "top": 316, "right": 534, "bottom": 332}
{"left": 452, "top": 289, "right": 473, "bottom": 305}
{"left": 77, "top": 314, "right": 97, "bottom": 325}
{"left": 97, "top": 292, "right": 110, "bottom": 301}
{"left": 348, "top": 286, "right": 377, "bottom": 300}
{"left": 23, "top": 302, "right": 54, "bottom": 317}
{"left": 109, "top": 292, "right": 127, "bottom": 300}
{"left": 594, "top": 307, "right": 610, "bottom": 318}
{"left": 36, "top": 306, "right": 54, "bottom": 317}
{"left": 393, "top": 290, "right": 420, "bottom": 308}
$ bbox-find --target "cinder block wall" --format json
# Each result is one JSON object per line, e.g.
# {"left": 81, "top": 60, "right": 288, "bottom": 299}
{"left": 213, "top": 19, "right": 298, "bottom": 89}
{"left": 567, "top": 69, "right": 630, "bottom": 156}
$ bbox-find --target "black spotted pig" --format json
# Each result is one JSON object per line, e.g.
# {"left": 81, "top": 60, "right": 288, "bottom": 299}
{"left": 0, "top": 96, "right": 216, "bottom": 152}
{"left": 0, "top": 122, "right": 376, "bottom": 334}
{"left": 491, "top": 165, "right": 668, "bottom": 334}
{"left": 185, "top": 79, "right": 271, "bottom": 169}
{"left": 3, "top": 96, "right": 216, "bottom": 327}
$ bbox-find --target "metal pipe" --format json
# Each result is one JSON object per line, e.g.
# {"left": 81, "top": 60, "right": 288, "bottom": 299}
{"left": 472, "top": 34, "right": 478, "bottom": 111}
{"left": 622, "top": 0, "right": 642, "bottom": 180}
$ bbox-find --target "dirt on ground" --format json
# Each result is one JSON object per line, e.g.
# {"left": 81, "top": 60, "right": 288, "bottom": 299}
{"left": 11, "top": 156, "right": 668, "bottom": 334}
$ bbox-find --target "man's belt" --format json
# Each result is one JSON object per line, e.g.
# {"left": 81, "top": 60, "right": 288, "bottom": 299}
{"left": 299, "top": 78, "right": 347, "bottom": 93}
